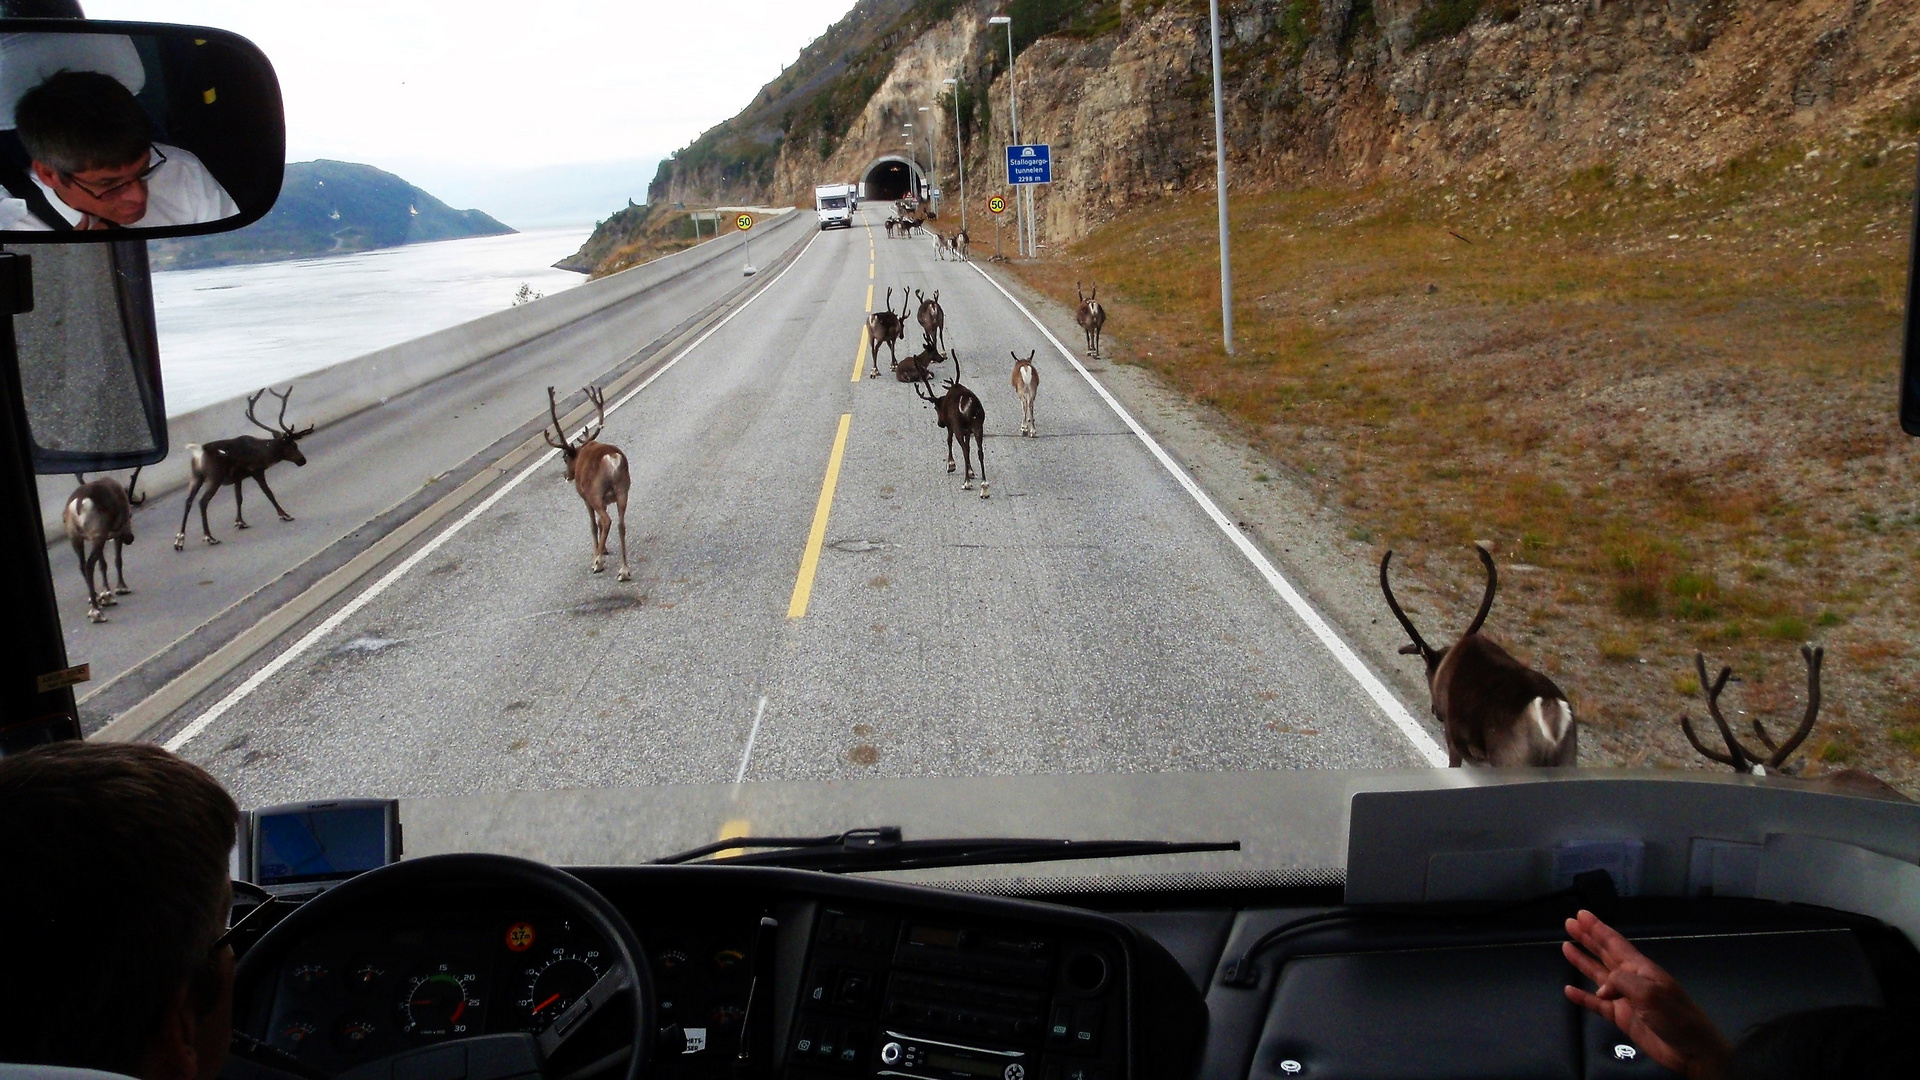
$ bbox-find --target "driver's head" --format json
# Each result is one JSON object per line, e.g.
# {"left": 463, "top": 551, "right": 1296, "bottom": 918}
{"left": 14, "top": 69, "right": 156, "bottom": 226}
{"left": 0, "top": 742, "right": 238, "bottom": 1080}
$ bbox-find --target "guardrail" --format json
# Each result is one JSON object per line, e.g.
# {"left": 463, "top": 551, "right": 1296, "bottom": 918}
{"left": 40, "top": 208, "right": 805, "bottom": 542}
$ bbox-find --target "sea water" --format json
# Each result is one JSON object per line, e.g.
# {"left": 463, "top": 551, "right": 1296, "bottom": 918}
{"left": 151, "top": 225, "right": 594, "bottom": 415}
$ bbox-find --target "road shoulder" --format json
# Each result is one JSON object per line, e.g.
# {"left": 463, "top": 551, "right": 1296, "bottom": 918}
{"left": 970, "top": 256, "right": 1440, "bottom": 739}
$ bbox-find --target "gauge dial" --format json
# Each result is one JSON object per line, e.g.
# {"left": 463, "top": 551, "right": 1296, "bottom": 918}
{"left": 517, "top": 947, "right": 605, "bottom": 1029}
{"left": 275, "top": 1019, "right": 318, "bottom": 1049}
{"left": 397, "top": 964, "right": 483, "bottom": 1037}
{"left": 334, "top": 1017, "right": 377, "bottom": 1053}
{"left": 290, "top": 962, "right": 329, "bottom": 993}
{"left": 349, "top": 962, "right": 386, "bottom": 993}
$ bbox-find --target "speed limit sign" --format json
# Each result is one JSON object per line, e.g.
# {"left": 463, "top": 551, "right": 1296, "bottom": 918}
{"left": 735, "top": 213, "right": 753, "bottom": 231}
{"left": 988, "top": 196, "right": 1006, "bottom": 214}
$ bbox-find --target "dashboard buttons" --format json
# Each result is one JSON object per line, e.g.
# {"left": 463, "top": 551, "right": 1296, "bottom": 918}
{"left": 1004, "top": 1065, "right": 1025, "bottom": 1080}
{"left": 881, "top": 1041, "right": 903, "bottom": 1065}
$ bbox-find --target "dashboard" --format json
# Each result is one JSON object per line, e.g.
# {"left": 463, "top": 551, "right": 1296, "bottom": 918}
{"left": 232, "top": 866, "right": 1918, "bottom": 1080}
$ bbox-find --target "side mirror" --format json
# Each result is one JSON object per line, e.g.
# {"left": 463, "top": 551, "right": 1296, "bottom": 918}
{"left": 0, "top": 19, "right": 283, "bottom": 239}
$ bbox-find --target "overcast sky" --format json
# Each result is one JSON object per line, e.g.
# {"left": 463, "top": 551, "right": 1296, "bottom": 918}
{"left": 84, "top": 1, "right": 858, "bottom": 170}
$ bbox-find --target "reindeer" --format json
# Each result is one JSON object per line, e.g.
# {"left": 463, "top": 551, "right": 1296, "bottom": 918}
{"left": 174, "top": 387, "right": 314, "bottom": 550}
{"left": 866, "top": 286, "right": 909, "bottom": 377}
{"left": 1075, "top": 281, "right": 1107, "bottom": 358}
{"left": 1010, "top": 350, "right": 1039, "bottom": 437}
{"left": 934, "top": 232, "right": 954, "bottom": 261}
{"left": 913, "top": 352, "right": 988, "bottom": 498}
{"left": 543, "top": 385, "right": 632, "bottom": 582}
{"left": 914, "top": 288, "right": 947, "bottom": 355}
{"left": 63, "top": 467, "right": 143, "bottom": 623}
{"left": 953, "top": 229, "right": 970, "bottom": 261}
{"left": 896, "top": 329, "right": 943, "bottom": 383}
{"left": 1681, "top": 646, "right": 1910, "bottom": 801}
{"left": 1381, "top": 545, "right": 1577, "bottom": 767}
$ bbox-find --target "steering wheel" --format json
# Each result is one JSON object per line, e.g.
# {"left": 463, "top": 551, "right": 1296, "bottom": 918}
{"left": 233, "top": 854, "right": 653, "bottom": 1080}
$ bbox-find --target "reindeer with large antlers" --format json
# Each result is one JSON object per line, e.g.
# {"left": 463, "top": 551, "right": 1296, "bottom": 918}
{"left": 544, "top": 385, "right": 632, "bottom": 582}
{"left": 866, "top": 286, "right": 909, "bottom": 378}
{"left": 913, "top": 352, "right": 988, "bottom": 498}
{"left": 174, "top": 387, "right": 314, "bottom": 550}
{"left": 1075, "top": 281, "right": 1107, "bottom": 358}
{"left": 1381, "top": 545, "right": 1577, "bottom": 766}
{"left": 1680, "top": 646, "right": 1909, "bottom": 801}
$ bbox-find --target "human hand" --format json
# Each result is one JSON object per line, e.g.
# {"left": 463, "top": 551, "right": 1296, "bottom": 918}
{"left": 1562, "top": 910, "right": 1732, "bottom": 1080}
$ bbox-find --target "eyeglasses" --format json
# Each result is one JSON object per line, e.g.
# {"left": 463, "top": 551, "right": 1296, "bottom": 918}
{"left": 61, "top": 145, "right": 166, "bottom": 201}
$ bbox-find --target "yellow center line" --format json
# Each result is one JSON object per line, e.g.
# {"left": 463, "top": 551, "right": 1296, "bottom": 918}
{"left": 715, "top": 818, "right": 750, "bottom": 860}
{"left": 852, "top": 325, "right": 869, "bottom": 383}
{"left": 868, "top": 263, "right": 874, "bottom": 279}
{"left": 788, "top": 413, "right": 853, "bottom": 618}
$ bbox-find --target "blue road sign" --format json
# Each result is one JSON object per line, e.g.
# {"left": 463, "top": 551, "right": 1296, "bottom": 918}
{"left": 1006, "top": 143, "right": 1052, "bottom": 185}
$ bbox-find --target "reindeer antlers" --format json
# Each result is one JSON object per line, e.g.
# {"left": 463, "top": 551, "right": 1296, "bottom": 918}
{"left": 244, "top": 386, "right": 313, "bottom": 437}
{"left": 1679, "top": 645, "right": 1825, "bottom": 773}
{"left": 543, "top": 385, "right": 608, "bottom": 452}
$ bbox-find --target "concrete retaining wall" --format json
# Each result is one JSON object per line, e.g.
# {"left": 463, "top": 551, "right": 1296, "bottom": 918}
{"left": 41, "top": 208, "right": 806, "bottom": 541}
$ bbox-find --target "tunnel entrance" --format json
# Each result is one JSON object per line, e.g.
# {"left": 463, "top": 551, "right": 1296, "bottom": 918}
{"left": 861, "top": 157, "right": 921, "bottom": 203}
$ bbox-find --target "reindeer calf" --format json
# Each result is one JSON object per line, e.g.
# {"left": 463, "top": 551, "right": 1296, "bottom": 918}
{"left": 64, "top": 468, "right": 143, "bottom": 623}
{"left": 914, "top": 352, "right": 988, "bottom": 498}
{"left": 544, "top": 385, "right": 632, "bottom": 581}
{"left": 1382, "top": 545, "right": 1576, "bottom": 766}
{"left": 1010, "top": 350, "right": 1039, "bottom": 437}
{"left": 1075, "top": 281, "right": 1107, "bottom": 358}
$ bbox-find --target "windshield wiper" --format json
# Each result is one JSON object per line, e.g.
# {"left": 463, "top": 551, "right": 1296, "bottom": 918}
{"left": 652, "top": 826, "right": 1239, "bottom": 874}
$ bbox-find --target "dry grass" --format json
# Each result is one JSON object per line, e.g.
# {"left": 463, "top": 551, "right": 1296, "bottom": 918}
{"left": 1012, "top": 124, "right": 1920, "bottom": 794}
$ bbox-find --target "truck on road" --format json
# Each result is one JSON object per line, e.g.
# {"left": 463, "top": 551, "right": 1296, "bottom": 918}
{"left": 814, "top": 182, "right": 854, "bottom": 230}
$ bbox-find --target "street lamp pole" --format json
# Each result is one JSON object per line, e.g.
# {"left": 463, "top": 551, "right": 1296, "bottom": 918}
{"left": 1207, "top": 0, "right": 1235, "bottom": 354}
{"left": 918, "top": 105, "right": 935, "bottom": 214}
{"left": 903, "top": 124, "right": 918, "bottom": 202}
{"left": 988, "top": 15, "right": 1024, "bottom": 256}
{"left": 943, "top": 76, "right": 967, "bottom": 231}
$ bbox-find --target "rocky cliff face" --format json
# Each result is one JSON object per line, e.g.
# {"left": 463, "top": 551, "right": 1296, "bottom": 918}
{"left": 577, "top": 0, "right": 1918, "bottom": 274}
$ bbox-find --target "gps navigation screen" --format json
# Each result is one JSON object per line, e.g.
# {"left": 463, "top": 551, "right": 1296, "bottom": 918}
{"left": 255, "top": 805, "right": 390, "bottom": 886}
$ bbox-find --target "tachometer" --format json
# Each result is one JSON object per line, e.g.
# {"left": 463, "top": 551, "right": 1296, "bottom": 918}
{"left": 397, "top": 963, "right": 483, "bottom": 1038}
{"left": 516, "top": 947, "right": 605, "bottom": 1029}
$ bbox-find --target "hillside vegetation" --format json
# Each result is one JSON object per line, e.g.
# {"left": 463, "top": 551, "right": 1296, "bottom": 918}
{"left": 149, "top": 160, "right": 512, "bottom": 270}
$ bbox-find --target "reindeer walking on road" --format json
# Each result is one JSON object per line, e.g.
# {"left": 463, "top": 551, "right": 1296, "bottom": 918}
{"left": 174, "top": 387, "right": 314, "bottom": 550}
{"left": 915, "top": 288, "right": 947, "bottom": 356}
{"left": 64, "top": 467, "right": 143, "bottom": 623}
{"left": 866, "top": 286, "right": 909, "bottom": 377}
{"left": 544, "top": 385, "right": 633, "bottom": 582}
{"left": 1010, "top": 350, "right": 1039, "bottom": 437}
{"left": 914, "top": 352, "right": 988, "bottom": 498}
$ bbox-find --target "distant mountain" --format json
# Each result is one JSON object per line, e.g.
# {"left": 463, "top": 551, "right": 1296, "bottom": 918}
{"left": 147, "top": 160, "right": 514, "bottom": 270}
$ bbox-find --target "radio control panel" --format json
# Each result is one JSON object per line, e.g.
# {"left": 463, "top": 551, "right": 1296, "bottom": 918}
{"left": 786, "top": 907, "right": 1124, "bottom": 1080}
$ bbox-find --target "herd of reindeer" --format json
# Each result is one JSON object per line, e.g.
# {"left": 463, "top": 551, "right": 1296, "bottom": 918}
{"left": 50, "top": 232, "right": 1910, "bottom": 799}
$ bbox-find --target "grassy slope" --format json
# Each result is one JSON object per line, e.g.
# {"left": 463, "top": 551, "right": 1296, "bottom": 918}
{"left": 1012, "top": 123, "right": 1920, "bottom": 791}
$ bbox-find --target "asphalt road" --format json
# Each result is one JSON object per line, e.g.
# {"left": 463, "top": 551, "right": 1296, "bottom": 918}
{"left": 56, "top": 214, "right": 807, "bottom": 719}
{"left": 155, "top": 209, "right": 1429, "bottom": 806}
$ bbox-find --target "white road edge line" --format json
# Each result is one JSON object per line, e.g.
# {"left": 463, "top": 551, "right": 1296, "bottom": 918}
{"left": 734, "top": 695, "right": 769, "bottom": 788}
{"left": 164, "top": 233, "right": 822, "bottom": 753}
{"left": 966, "top": 263, "right": 1449, "bottom": 767}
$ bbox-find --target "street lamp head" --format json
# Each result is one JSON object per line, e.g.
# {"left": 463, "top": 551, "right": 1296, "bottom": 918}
{"left": 942, "top": 77, "right": 957, "bottom": 85}
{"left": 919, "top": 106, "right": 930, "bottom": 111}
{"left": 988, "top": 15, "right": 1010, "bottom": 24}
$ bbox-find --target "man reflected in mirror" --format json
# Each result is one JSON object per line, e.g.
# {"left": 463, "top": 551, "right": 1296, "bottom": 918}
{"left": 0, "top": 69, "right": 235, "bottom": 230}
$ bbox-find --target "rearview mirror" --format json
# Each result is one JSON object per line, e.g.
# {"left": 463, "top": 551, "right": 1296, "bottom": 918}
{"left": 0, "top": 19, "right": 283, "bottom": 240}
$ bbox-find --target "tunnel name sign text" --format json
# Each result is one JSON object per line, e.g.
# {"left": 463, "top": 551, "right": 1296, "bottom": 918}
{"left": 736, "top": 213, "right": 754, "bottom": 231}
{"left": 1006, "top": 144, "right": 1052, "bottom": 185}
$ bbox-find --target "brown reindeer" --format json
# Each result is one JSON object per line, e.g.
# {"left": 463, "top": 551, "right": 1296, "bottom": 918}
{"left": 913, "top": 352, "right": 988, "bottom": 498}
{"left": 1381, "top": 545, "right": 1577, "bottom": 766}
{"left": 174, "top": 387, "right": 314, "bottom": 550}
{"left": 1075, "top": 281, "right": 1107, "bottom": 358}
{"left": 866, "top": 286, "right": 909, "bottom": 377}
{"left": 544, "top": 385, "right": 632, "bottom": 582}
{"left": 915, "top": 288, "right": 947, "bottom": 355}
{"left": 63, "top": 467, "right": 143, "bottom": 623}
{"left": 1010, "top": 350, "right": 1039, "bottom": 437}
{"left": 895, "top": 330, "right": 943, "bottom": 383}
{"left": 1681, "top": 646, "right": 1910, "bottom": 801}
{"left": 953, "top": 229, "right": 969, "bottom": 261}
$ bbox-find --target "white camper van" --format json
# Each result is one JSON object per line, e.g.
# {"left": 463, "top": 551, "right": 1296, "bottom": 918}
{"left": 814, "top": 182, "right": 853, "bottom": 229}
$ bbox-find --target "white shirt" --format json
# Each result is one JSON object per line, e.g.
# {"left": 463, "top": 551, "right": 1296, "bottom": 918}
{"left": 0, "top": 142, "right": 240, "bottom": 231}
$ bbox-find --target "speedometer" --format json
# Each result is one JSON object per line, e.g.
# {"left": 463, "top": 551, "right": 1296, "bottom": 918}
{"left": 397, "top": 963, "right": 483, "bottom": 1037}
{"left": 516, "top": 947, "right": 605, "bottom": 1029}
